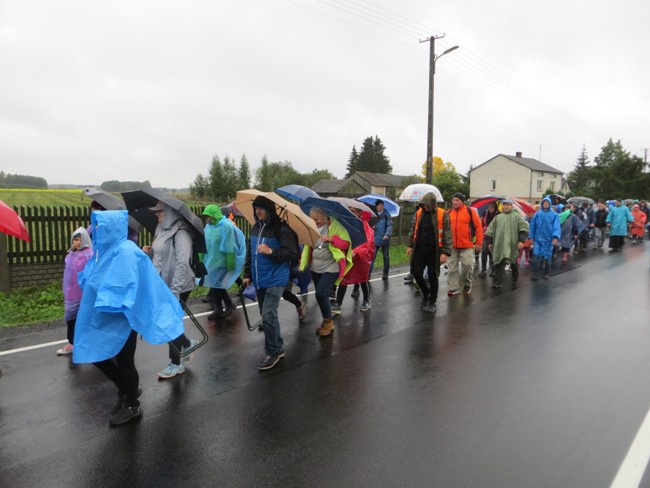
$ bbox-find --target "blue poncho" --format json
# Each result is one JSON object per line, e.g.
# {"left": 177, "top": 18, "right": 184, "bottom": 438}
{"left": 202, "top": 217, "right": 246, "bottom": 290}
{"left": 528, "top": 196, "right": 561, "bottom": 259}
{"left": 73, "top": 210, "right": 185, "bottom": 364}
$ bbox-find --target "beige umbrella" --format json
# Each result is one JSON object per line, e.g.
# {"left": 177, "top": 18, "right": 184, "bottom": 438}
{"left": 234, "top": 189, "right": 321, "bottom": 246}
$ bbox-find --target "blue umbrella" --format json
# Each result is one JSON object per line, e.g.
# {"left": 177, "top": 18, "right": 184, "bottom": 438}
{"left": 275, "top": 184, "right": 319, "bottom": 203}
{"left": 357, "top": 193, "right": 400, "bottom": 217}
{"left": 300, "top": 196, "right": 367, "bottom": 248}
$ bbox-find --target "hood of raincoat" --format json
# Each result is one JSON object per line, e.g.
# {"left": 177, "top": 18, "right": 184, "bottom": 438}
{"left": 419, "top": 192, "right": 437, "bottom": 207}
{"left": 203, "top": 204, "right": 224, "bottom": 222}
{"left": 91, "top": 209, "right": 128, "bottom": 256}
{"left": 541, "top": 196, "right": 553, "bottom": 211}
{"left": 252, "top": 195, "right": 281, "bottom": 225}
{"left": 159, "top": 205, "right": 186, "bottom": 231}
{"left": 558, "top": 208, "right": 572, "bottom": 225}
{"left": 70, "top": 226, "right": 92, "bottom": 251}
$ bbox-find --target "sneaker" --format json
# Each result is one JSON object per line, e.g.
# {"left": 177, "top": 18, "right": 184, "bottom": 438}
{"left": 404, "top": 274, "right": 414, "bottom": 284}
{"left": 207, "top": 308, "right": 225, "bottom": 321}
{"left": 420, "top": 294, "right": 431, "bottom": 308}
{"left": 158, "top": 362, "right": 185, "bottom": 379}
{"left": 423, "top": 300, "right": 437, "bottom": 313}
{"left": 297, "top": 301, "right": 308, "bottom": 321}
{"left": 56, "top": 344, "right": 73, "bottom": 356}
{"left": 360, "top": 300, "right": 371, "bottom": 311}
{"left": 109, "top": 403, "right": 143, "bottom": 426}
{"left": 382, "top": 273, "right": 389, "bottom": 280}
{"left": 350, "top": 288, "right": 360, "bottom": 298}
{"left": 462, "top": 284, "right": 472, "bottom": 296}
{"left": 222, "top": 302, "right": 237, "bottom": 318}
{"left": 258, "top": 354, "right": 282, "bottom": 371}
{"left": 447, "top": 289, "right": 460, "bottom": 297}
{"left": 331, "top": 303, "right": 342, "bottom": 315}
{"left": 111, "top": 388, "right": 143, "bottom": 415}
{"left": 181, "top": 339, "right": 199, "bottom": 365}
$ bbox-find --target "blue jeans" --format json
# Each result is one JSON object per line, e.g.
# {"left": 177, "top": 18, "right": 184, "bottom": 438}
{"left": 531, "top": 254, "right": 550, "bottom": 277}
{"left": 257, "top": 285, "right": 284, "bottom": 356}
{"left": 311, "top": 271, "right": 339, "bottom": 320}
{"left": 369, "top": 242, "right": 390, "bottom": 275}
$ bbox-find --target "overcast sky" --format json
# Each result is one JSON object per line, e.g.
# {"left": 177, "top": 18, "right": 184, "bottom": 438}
{"left": 1, "top": 0, "right": 648, "bottom": 188}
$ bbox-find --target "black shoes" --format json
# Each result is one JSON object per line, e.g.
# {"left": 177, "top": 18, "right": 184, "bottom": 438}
{"left": 109, "top": 403, "right": 143, "bottom": 426}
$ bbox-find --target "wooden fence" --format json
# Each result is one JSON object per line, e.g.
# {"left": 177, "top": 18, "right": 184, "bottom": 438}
{"left": 1, "top": 205, "right": 415, "bottom": 291}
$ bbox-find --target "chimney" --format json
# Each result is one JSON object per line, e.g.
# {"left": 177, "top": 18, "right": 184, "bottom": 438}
{"left": 515, "top": 151, "right": 522, "bottom": 158}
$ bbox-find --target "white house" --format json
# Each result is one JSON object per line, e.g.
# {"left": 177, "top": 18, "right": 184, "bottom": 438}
{"left": 469, "top": 152, "right": 566, "bottom": 203}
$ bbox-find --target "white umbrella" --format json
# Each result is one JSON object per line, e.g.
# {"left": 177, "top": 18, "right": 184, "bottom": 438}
{"left": 398, "top": 183, "right": 444, "bottom": 203}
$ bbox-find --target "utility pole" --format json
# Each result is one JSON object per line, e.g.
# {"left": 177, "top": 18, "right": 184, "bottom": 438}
{"left": 420, "top": 35, "right": 458, "bottom": 184}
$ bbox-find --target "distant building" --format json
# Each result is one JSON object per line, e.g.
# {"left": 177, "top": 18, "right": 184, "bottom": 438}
{"left": 312, "top": 171, "right": 414, "bottom": 199}
{"left": 469, "top": 152, "right": 567, "bottom": 204}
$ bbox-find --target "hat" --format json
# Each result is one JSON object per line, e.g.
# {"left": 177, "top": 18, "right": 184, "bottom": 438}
{"left": 502, "top": 198, "right": 514, "bottom": 205}
{"left": 149, "top": 201, "right": 165, "bottom": 212}
{"left": 202, "top": 204, "right": 224, "bottom": 222}
{"left": 375, "top": 199, "right": 385, "bottom": 206}
{"left": 452, "top": 192, "right": 466, "bottom": 202}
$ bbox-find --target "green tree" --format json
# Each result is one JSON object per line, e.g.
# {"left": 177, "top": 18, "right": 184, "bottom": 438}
{"left": 254, "top": 155, "right": 273, "bottom": 191}
{"left": 301, "top": 169, "right": 334, "bottom": 188}
{"left": 189, "top": 174, "right": 209, "bottom": 199}
{"left": 239, "top": 154, "right": 251, "bottom": 189}
{"left": 345, "top": 136, "right": 392, "bottom": 177}
{"left": 566, "top": 145, "right": 594, "bottom": 197}
{"left": 419, "top": 156, "right": 467, "bottom": 203}
{"left": 208, "top": 155, "right": 225, "bottom": 200}
{"left": 592, "top": 139, "right": 646, "bottom": 198}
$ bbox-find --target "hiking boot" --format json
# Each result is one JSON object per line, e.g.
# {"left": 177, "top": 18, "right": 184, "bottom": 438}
{"left": 382, "top": 273, "right": 389, "bottom": 280}
{"left": 158, "top": 362, "right": 185, "bottom": 380}
{"left": 297, "top": 301, "right": 308, "bottom": 321}
{"left": 111, "top": 388, "right": 143, "bottom": 415}
{"left": 489, "top": 267, "right": 495, "bottom": 277}
{"left": 350, "top": 287, "right": 360, "bottom": 298}
{"left": 109, "top": 403, "right": 142, "bottom": 426}
{"left": 181, "top": 339, "right": 199, "bottom": 365}
{"left": 478, "top": 270, "right": 486, "bottom": 278}
{"left": 258, "top": 353, "right": 282, "bottom": 371}
{"left": 448, "top": 289, "right": 460, "bottom": 297}
{"left": 222, "top": 302, "right": 237, "bottom": 318}
{"left": 462, "top": 284, "right": 472, "bottom": 296}
{"left": 56, "top": 344, "right": 73, "bottom": 356}
{"left": 404, "top": 274, "right": 414, "bottom": 284}
{"left": 317, "top": 319, "right": 334, "bottom": 337}
{"left": 360, "top": 300, "right": 371, "bottom": 311}
{"left": 420, "top": 294, "right": 431, "bottom": 309}
{"left": 331, "top": 303, "right": 342, "bottom": 315}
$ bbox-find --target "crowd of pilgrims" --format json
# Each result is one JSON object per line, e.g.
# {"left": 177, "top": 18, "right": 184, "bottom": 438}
{"left": 53, "top": 192, "right": 647, "bottom": 426}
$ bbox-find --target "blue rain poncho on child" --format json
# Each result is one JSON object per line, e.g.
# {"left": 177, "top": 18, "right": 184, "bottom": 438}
{"left": 73, "top": 210, "right": 185, "bottom": 364}
{"left": 528, "top": 196, "right": 561, "bottom": 260}
{"left": 202, "top": 205, "right": 246, "bottom": 290}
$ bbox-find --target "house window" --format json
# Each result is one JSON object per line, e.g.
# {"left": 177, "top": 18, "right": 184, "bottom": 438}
{"left": 550, "top": 181, "right": 555, "bottom": 191}
{"left": 538, "top": 172, "right": 544, "bottom": 177}
{"left": 552, "top": 174, "right": 557, "bottom": 178}
{"left": 491, "top": 179, "right": 496, "bottom": 191}
{"left": 537, "top": 180, "right": 543, "bottom": 191}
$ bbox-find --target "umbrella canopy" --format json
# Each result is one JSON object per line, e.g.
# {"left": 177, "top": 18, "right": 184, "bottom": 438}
{"left": 121, "top": 188, "right": 206, "bottom": 253}
{"left": 470, "top": 195, "right": 530, "bottom": 219}
{"left": 0, "top": 200, "right": 30, "bottom": 242}
{"left": 547, "top": 194, "right": 567, "bottom": 206}
{"left": 567, "top": 196, "right": 595, "bottom": 206}
{"left": 275, "top": 184, "right": 319, "bottom": 203}
{"left": 84, "top": 187, "right": 143, "bottom": 233}
{"left": 357, "top": 193, "right": 400, "bottom": 217}
{"left": 300, "top": 196, "right": 367, "bottom": 248}
{"left": 221, "top": 202, "right": 244, "bottom": 218}
{"left": 398, "top": 183, "right": 444, "bottom": 203}
{"left": 233, "top": 189, "right": 321, "bottom": 246}
{"left": 326, "top": 197, "right": 377, "bottom": 217}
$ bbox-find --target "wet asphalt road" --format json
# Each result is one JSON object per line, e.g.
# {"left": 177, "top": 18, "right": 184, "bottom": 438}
{"left": 1, "top": 243, "right": 649, "bottom": 488}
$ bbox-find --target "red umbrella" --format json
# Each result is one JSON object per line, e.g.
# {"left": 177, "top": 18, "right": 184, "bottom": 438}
{"left": 470, "top": 195, "right": 533, "bottom": 219}
{"left": 0, "top": 199, "right": 30, "bottom": 242}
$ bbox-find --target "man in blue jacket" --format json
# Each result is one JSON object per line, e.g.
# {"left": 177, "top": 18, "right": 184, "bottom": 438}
{"left": 369, "top": 199, "right": 393, "bottom": 280}
{"left": 242, "top": 196, "right": 298, "bottom": 371}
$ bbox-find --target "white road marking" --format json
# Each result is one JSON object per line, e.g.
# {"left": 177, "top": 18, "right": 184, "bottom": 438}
{"left": 611, "top": 406, "right": 650, "bottom": 488}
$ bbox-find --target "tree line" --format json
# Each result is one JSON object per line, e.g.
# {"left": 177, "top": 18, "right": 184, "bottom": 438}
{"left": 0, "top": 172, "right": 48, "bottom": 189}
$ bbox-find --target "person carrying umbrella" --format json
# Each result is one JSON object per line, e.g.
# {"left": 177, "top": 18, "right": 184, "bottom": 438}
{"left": 201, "top": 205, "right": 246, "bottom": 320}
{"left": 369, "top": 199, "right": 393, "bottom": 280}
{"left": 142, "top": 201, "right": 199, "bottom": 379}
{"left": 485, "top": 198, "right": 530, "bottom": 288}
{"left": 406, "top": 192, "right": 452, "bottom": 313}
{"left": 300, "top": 207, "right": 353, "bottom": 336}
{"left": 527, "top": 196, "right": 560, "bottom": 280}
{"left": 242, "top": 196, "right": 298, "bottom": 370}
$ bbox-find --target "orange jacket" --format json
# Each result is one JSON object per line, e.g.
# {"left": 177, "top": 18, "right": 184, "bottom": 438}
{"left": 447, "top": 205, "right": 483, "bottom": 248}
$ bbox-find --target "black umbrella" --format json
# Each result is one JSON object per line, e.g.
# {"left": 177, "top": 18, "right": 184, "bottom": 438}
{"left": 84, "top": 187, "right": 143, "bottom": 233}
{"left": 121, "top": 188, "right": 206, "bottom": 253}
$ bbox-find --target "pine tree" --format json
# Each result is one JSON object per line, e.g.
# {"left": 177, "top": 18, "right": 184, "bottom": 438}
{"left": 345, "top": 146, "right": 359, "bottom": 178}
{"left": 566, "top": 145, "right": 593, "bottom": 197}
{"left": 239, "top": 154, "right": 251, "bottom": 189}
{"left": 345, "top": 136, "right": 392, "bottom": 177}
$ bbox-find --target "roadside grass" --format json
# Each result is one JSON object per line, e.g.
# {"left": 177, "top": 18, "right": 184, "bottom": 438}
{"left": 1, "top": 245, "right": 411, "bottom": 328}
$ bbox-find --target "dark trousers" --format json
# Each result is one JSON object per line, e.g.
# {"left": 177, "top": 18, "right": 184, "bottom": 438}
{"left": 480, "top": 239, "right": 493, "bottom": 272}
{"left": 283, "top": 281, "right": 303, "bottom": 309}
{"left": 93, "top": 330, "right": 139, "bottom": 406}
{"left": 410, "top": 248, "right": 439, "bottom": 302}
{"left": 494, "top": 261, "right": 519, "bottom": 285}
{"left": 609, "top": 235, "right": 625, "bottom": 250}
{"left": 369, "top": 243, "right": 390, "bottom": 275}
{"left": 168, "top": 291, "right": 191, "bottom": 365}
{"left": 337, "top": 282, "right": 369, "bottom": 305}
{"left": 311, "top": 271, "right": 339, "bottom": 320}
{"left": 66, "top": 319, "right": 76, "bottom": 344}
